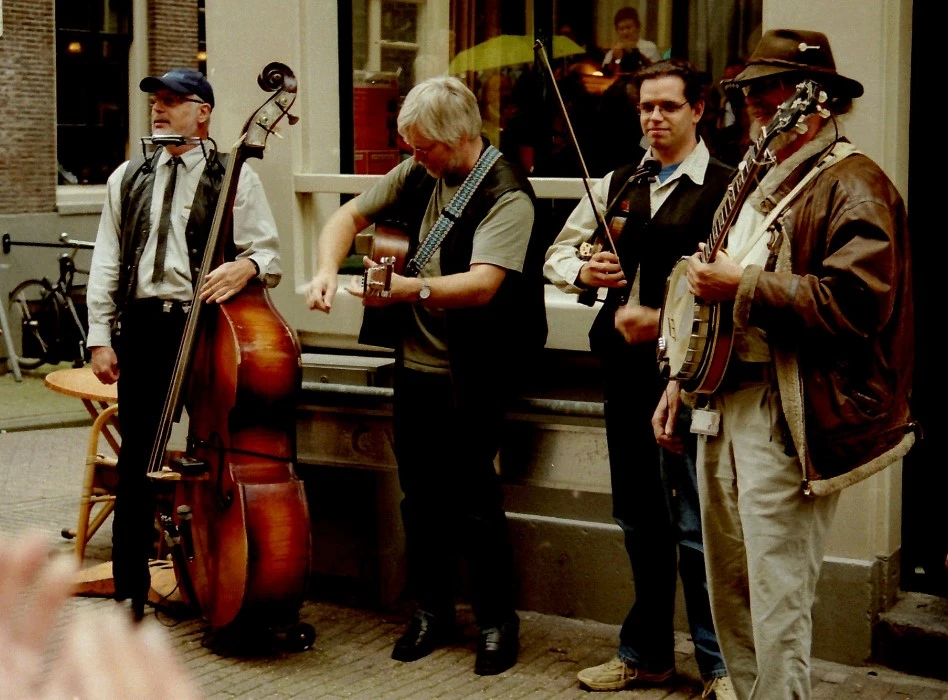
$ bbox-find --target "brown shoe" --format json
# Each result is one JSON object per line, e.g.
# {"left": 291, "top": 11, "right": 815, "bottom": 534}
{"left": 577, "top": 656, "right": 675, "bottom": 691}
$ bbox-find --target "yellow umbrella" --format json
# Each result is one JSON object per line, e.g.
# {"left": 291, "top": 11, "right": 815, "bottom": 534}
{"left": 449, "top": 34, "right": 586, "bottom": 74}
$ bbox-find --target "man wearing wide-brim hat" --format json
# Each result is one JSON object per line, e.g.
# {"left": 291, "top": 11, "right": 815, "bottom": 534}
{"left": 653, "top": 28, "right": 915, "bottom": 699}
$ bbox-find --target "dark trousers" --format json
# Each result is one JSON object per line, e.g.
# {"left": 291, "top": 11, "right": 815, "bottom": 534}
{"left": 112, "top": 302, "right": 186, "bottom": 604}
{"left": 392, "top": 366, "right": 517, "bottom": 629}
{"left": 601, "top": 349, "right": 678, "bottom": 673}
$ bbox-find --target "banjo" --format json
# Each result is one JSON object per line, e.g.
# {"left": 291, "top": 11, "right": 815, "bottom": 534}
{"left": 657, "top": 80, "right": 827, "bottom": 393}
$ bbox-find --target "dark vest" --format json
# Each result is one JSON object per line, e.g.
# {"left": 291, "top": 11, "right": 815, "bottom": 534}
{"left": 360, "top": 148, "right": 548, "bottom": 394}
{"left": 589, "top": 157, "right": 734, "bottom": 362}
{"left": 115, "top": 147, "right": 228, "bottom": 314}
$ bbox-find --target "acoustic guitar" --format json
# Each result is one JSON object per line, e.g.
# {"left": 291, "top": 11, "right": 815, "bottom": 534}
{"left": 362, "top": 223, "right": 410, "bottom": 297}
{"left": 657, "top": 80, "right": 826, "bottom": 393}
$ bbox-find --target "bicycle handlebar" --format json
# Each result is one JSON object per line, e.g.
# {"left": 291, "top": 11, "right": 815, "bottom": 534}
{"left": 2, "top": 232, "right": 95, "bottom": 254}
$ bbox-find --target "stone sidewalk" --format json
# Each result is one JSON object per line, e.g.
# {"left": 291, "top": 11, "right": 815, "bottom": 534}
{"left": 2, "top": 373, "right": 948, "bottom": 697}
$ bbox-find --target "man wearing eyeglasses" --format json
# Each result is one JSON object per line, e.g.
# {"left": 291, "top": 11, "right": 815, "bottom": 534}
{"left": 305, "top": 76, "right": 547, "bottom": 676}
{"left": 86, "top": 67, "right": 281, "bottom": 622}
{"left": 544, "top": 59, "right": 735, "bottom": 698}
{"left": 653, "top": 29, "right": 914, "bottom": 699}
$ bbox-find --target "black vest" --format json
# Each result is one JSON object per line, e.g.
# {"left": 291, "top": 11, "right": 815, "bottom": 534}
{"left": 588, "top": 157, "right": 735, "bottom": 361}
{"left": 115, "top": 148, "right": 228, "bottom": 314}
{"left": 360, "top": 148, "right": 548, "bottom": 393}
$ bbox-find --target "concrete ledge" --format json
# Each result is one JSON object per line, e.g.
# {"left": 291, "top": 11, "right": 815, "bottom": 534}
{"left": 874, "top": 591, "right": 948, "bottom": 680}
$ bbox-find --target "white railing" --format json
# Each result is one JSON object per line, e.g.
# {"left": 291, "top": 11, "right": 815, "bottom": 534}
{"left": 293, "top": 172, "right": 600, "bottom": 352}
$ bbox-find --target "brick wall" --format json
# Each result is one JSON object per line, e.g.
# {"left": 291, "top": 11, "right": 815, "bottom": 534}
{"left": 0, "top": 0, "right": 199, "bottom": 217}
{"left": 148, "top": 0, "right": 200, "bottom": 75}
{"left": 0, "top": 0, "right": 57, "bottom": 214}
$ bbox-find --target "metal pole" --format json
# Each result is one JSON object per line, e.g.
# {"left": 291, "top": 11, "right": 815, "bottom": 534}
{"left": 0, "top": 263, "right": 23, "bottom": 381}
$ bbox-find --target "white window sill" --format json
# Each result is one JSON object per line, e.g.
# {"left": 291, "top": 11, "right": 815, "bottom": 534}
{"left": 56, "top": 184, "right": 107, "bottom": 215}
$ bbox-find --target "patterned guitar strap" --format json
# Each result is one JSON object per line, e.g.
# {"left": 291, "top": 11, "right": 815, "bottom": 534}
{"left": 402, "top": 144, "right": 502, "bottom": 278}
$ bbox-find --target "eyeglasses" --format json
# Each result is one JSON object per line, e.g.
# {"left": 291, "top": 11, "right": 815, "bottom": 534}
{"left": 148, "top": 94, "right": 206, "bottom": 109}
{"left": 405, "top": 139, "right": 442, "bottom": 158}
{"left": 636, "top": 100, "right": 689, "bottom": 117}
{"left": 741, "top": 77, "right": 788, "bottom": 97}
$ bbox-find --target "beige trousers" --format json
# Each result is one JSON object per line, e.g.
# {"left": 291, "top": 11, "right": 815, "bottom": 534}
{"left": 697, "top": 380, "right": 839, "bottom": 700}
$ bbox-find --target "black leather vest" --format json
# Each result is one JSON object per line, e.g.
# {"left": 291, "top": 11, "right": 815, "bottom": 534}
{"left": 115, "top": 148, "right": 228, "bottom": 313}
{"left": 361, "top": 147, "right": 548, "bottom": 393}
{"left": 588, "top": 157, "right": 735, "bottom": 359}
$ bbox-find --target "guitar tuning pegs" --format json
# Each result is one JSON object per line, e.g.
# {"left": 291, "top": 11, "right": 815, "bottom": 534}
{"left": 818, "top": 106, "right": 831, "bottom": 119}
{"left": 793, "top": 122, "right": 808, "bottom": 134}
{"left": 288, "top": 113, "right": 299, "bottom": 125}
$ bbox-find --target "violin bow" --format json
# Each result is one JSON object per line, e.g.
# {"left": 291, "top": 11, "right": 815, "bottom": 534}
{"left": 533, "top": 40, "right": 619, "bottom": 260}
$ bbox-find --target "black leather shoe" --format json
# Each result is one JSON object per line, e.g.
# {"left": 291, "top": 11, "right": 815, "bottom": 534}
{"left": 391, "top": 610, "right": 454, "bottom": 662}
{"left": 474, "top": 620, "right": 519, "bottom": 676}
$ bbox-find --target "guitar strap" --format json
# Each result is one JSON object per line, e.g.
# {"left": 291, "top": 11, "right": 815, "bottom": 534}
{"left": 402, "top": 144, "right": 502, "bottom": 277}
{"left": 729, "top": 141, "right": 859, "bottom": 265}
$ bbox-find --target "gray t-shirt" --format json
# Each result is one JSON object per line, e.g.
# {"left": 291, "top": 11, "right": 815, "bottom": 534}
{"left": 355, "top": 158, "right": 535, "bottom": 371}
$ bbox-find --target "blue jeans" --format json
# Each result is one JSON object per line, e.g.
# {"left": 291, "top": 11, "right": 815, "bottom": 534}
{"left": 656, "top": 405, "right": 725, "bottom": 680}
{"left": 597, "top": 346, "right": 725, "bottom": 680}
{"left": 614, "top": 403, "right": 726, "bottom": 681}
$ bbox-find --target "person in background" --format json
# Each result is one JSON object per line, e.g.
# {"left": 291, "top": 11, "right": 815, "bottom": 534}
{"left": 545, "top": 59, "right": 735, "bottom": 698}
{"left": 601, "top": 7, "right": 661, "bottom": 76}
{"left": 86, "top": 67, "right": 281, "bottom": 622}
{"left": 653, "top": 29, "right": 915, "bottom": 698}
{"left": 304, "top": 76, "right": 547, "bottom": 676}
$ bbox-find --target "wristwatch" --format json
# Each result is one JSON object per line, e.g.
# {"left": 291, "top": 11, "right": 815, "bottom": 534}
{"left": 418, "top": 278, "right": 431, "bottom": 302}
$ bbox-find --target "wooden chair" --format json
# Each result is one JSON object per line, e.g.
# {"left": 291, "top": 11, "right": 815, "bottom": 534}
{"left": 61, "top": 403, "right": 120, "bottom": 562}
{"left": 45, "top": 368, "right": 120, "bottom": 562}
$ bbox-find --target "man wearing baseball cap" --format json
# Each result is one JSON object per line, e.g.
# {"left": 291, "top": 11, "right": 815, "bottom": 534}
{"left": 139, "top": 67, "right": 216, "bottom": 108}
{"left": 85, "top": 66, "right": 282, "bottom": 622}
{"left": 653, "top": 29, "right": 915, "bottom": 698}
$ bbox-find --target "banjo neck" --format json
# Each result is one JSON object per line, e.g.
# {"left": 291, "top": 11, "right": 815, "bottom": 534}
{"left": 703, "top": 79, "right": 827, "bottom": 264}
{"left": 702, "top": 130, "right": 776, "bottom": 264}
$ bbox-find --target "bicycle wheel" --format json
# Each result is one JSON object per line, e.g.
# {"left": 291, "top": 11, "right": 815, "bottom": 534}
{"left": 6, "top": 279, "right": 59, "bottom": 370}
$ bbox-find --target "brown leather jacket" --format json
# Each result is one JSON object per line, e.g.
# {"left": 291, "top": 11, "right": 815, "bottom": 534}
{"left": 735, "top": 139, "right": 915, "bottom": 495}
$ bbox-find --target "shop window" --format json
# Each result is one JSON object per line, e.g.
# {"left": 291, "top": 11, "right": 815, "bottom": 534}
{"left": 346, "top": 0, "right": 761, "bottom": 183}
{"left": 55, "top": 0, "right": 132, "bottom": 185}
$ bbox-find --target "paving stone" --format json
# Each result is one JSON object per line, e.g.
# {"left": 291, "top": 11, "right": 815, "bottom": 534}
{"left": 4, "top": 415, "right": 948, "bottom": 698}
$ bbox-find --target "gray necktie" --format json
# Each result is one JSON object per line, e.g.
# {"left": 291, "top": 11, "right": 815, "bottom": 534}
{"left": 152, "top": 156, "right": 183, "bottom": 284}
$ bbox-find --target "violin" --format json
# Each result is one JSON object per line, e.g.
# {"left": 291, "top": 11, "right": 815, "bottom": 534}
{"left": 147, "top": 62, "right": 315, "bottom": 649}
{"left": 533, "top": 41, "right": 659, "bottom": 307}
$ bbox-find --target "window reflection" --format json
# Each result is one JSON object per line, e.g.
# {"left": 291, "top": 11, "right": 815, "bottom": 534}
{"left": 347, "top": 0, "right": 762, "bottom": 184}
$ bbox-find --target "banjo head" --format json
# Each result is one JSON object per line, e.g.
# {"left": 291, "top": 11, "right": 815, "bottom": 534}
{"left": 658, "top": 259, "right": 713, "bottom": 381}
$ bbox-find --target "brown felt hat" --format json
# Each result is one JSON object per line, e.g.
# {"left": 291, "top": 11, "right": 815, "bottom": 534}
{"left": 723, "top": 28, "right": 863, "bottom": 98}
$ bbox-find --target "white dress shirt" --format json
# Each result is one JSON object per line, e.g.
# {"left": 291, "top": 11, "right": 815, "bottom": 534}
{"left": 544, "top": 139, "right": 712, "bottom": 296}
{"left": 86, "top": 144, "right": 281, "bottom": 348}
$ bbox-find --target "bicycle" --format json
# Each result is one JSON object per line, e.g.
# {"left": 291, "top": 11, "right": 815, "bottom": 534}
{"left": 2, "top": 232, "right": 95, "bottom": 370}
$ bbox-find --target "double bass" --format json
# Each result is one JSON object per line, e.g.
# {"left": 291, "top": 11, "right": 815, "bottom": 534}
{"left": 147, "top": 62, "right": 314, "bottom": 649}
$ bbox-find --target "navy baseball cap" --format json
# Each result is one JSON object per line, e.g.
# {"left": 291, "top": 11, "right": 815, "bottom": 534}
{"left": 140, "top": 67, "right": 215, "bottom": 107}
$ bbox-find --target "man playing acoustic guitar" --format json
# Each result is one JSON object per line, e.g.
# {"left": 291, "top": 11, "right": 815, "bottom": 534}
{"left": 304, "top": 76, "right": 547, "bottom": 676}
{"left": 652, "top": 29, "right": 915, "bottom": 699}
